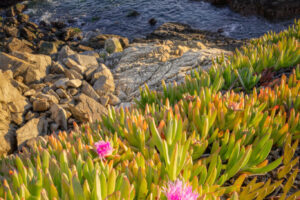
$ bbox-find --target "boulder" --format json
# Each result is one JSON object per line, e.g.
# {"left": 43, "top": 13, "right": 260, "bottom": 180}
{"left": 6, "top": 37, "right": 33, "bottom": 53}
{"left": 68, "top": 94, "right": 107, "bottom": 123}
{"left": 69, "top": 53, "right": 98, "bottom": 68}
{"left": 67, "top": 79, "right": 82, "bottom": 88}
{"left": 0, "top": 52, "right": 52, "bottom": 84}
{"left": 33, "top": 99, "right": 50, "bottom": 112}
{"left": 20, "top": 27, "right": 36, "bottom": 41}
{"left": 16, "top": 117, "right": 48, "bottom": 148}
{"left": 87, "top": 34, "right": 129, "bottom": 49}
{"left": 105, "top": 38, "right": 123, "bottom": 53}
{"left": 63, "top": 57, "right": 86, "bottom": 73}
{"left": 54, "top": 78, "right": 69, "bottom": 89}
{"left": 58, "top": 45, "right": 76, "bottom": 61}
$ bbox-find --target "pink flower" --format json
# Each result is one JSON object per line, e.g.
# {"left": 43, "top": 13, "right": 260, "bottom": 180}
{"left": 94, "top": 141, "right": 113, "bottom": 159}
{"left": 164, "top": 179, "right": 199, "bottom": 200}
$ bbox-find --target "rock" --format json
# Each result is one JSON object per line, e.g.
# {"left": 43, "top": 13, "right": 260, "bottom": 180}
{"left": 24, "top": 89, "right": 36, "bottom": 96}
{"left": 54, "top": 78, "right": 69, "bottom": 89}
{"left": 58, "top": 45, "right": 76, "bottom": 61}
{"left": 108, "top": 94, "right": 121, "bottom": 106}
{"left": 51, "top": 62, "right": 65, "bottom": 74}
{"left": 100, "top": 96, "right": 109, "bottom": 106}
{"left": 50, "top": 123, "right": 59, "bottom": 132}
{"left": 51, "top": 21, "right": 67, "bottom": 29}
{"left": 25, "top": 111, "right": 37, "bottom": 121}
{"left": 6, "top": 37, "right": 33, "bottom": 53}
{"left": 64, "top": 68, "right": 83, "bottom": 80}
{"left": 39, "top": 41, "right": 58, "bottom": 55}
{"left": 84, "top": 65, "right": 98, "bottom": 81}
{"left": 149, "top": 18, "right": 157, "bottom": 26}
{"left": 105, "top": 38, "right": 123, "bottom": 53}
{"left": 126, "top": 10, "right": 140, "bottom": 17}
{"left": 15, "top": 4, "right": 26, "bottom": 14}
{"left": 81, "top": 81, "right": 100, "bottom": 101}
{"left": 50, "top": 103, "right": 68, "bottom": 130}
{"left": 20, "top": 27, "right": 36, "bottom": 41}
{"left": 16, "top": 117, "right": 48, "bottom": 148}
{"left": 114, "top": 39, "right": 228, "bottom": 100}
{"left": 63, "top": 57, "right": 86, "bottom": 73}
{"left": 17, "top": 14, "right": 29, "bottom": 23}
{"left": 61, "top": 27, "right": 81, "bottom": 41}
{"left": 92, "top": 64, "right": 115, "bottom": 95}
{"left": 3, "top": 26, "right": 18, "bottom": 37}
{"left": 33, "top": 99, "right": 50, "bottom": 112}
{"left": 36, "top": 93, "right": 59, "bottom": 105}
{"left": 6, "top": 7, "right": 16, "bottom": 17}
{"left": 68, "top": 94, "right": 107, "bottom": 123}
{"left": 67, "top": 79, "right": 82, "bottom": 88}
{"left": 87, "top": 34, "right": 129, "bottom": 49}
{"left": 69, "top": 53, "right": 98, "bottom": 68}
{"left": 56, "top": 88, "right": 69, "bottom": 99}
{"left": 68, "top": 88, "right": 78, "bottom": 96}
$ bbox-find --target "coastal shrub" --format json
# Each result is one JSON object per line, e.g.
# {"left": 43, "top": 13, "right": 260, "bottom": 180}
{"left": 0, "top": 20, "right": 299, "bottom": 200}
{"left": 0, "top": 68, "right": 299, "bottom": 199}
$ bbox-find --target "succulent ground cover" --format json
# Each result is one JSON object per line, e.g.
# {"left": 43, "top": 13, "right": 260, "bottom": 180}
{"left": 0, "top": 20, "right": 299, "bottom": 200}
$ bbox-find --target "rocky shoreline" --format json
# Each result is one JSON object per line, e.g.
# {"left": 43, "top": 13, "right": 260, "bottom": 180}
{"left": 199, "top": 0, "right": 300, "bottom": 20}
{"left": 0, "top": 3, "right": 243, "bottom": 155}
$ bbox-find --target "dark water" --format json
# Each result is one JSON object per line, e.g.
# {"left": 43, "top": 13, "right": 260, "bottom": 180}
{"left": 24, "top": 0, "right": 295, "bottom": 39}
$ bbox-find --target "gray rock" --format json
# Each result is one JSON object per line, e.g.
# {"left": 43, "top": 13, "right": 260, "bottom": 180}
{"left": 50, "top": 103, "right": 68, "bottom": 130}
{"left": 58, "top": 45, "right": 76, "bottom": 61}
{"left": 81, "top": 81, "right": 100, "bottom": 101}
{"left": 54, "top": 78, "right": 69, "bottom": 89}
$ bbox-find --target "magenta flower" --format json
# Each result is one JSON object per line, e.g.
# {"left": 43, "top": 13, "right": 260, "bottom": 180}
{"left": 94, "top": 141, "right": 113, "bottom": 159}
{"left": 164, "top": 179, "right": 198, "bottom": 200}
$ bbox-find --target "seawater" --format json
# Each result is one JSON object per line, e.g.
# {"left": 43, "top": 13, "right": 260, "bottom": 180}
{"left": 25, "top": 0, "right": 295, "bottom": 39}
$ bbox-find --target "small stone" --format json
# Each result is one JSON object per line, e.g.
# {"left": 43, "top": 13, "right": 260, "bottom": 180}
{"left": 20, "top": 27, "right": 36, "bottom": 41}
{"left": 100, "top": 96, "right": 109, "bottom": 106}
{"left": 24, "top": 89, "right": 36, "bottom": 96}
{"left": 63, "top": 57, "right": 85, "bottom": 74}
{"left": 56, "top": 88, "right": 69, "bottom": 99}
{"left": 105, "top": 38, "right": 123, "bottom": 53}
{"left": 33, "top": 99, "right": 50, "bottom": 112}
{"left": 54, "top": 78, "right": 69, "bottom": 89}
{"left": 25, "top": 111, "right": 37, "bottom": 121}
{"left": 17, "top": 14, "right": 29, "bottom": 23}
{"left": 108, "top": 94, "right": 121, "bottom": 106}
{"left": 51, "top": 62, "right": 65, "bottom": 74}
{"left": 68, "top": 88, "right": 78, "bottom": 96}
{"left": 66, "top": 79, "right": 82, "bottom": 88}
{"left": 64, "top": 68, "right": 83, "bottom": 80}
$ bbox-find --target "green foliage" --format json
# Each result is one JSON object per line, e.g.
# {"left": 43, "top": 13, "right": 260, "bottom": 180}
{"left": 0, "top": 20, "right": 299, "bottom": 200}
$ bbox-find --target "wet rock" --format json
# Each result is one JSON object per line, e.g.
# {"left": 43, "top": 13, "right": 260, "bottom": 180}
{"left": 3, "top": 25, "right": 18, "bottom": 37}
{"left": 87, "top": 34, "right": 129, "bottom": 49}
{"left": 20, "top": 27, "right": 36, "bottom": 41}
{"left": 6, "top": 37, "right": 33, "bottom": 53}
{"left": 50, "top": 103, "right": 68, "bottom": 130}
{"left": 149, "top": 18, "right": 157, "bottom": 26}
{"left": 16, "top": 117, "right": 48, "bottom": 149}
{"left": 17, "top": 14, "right": 29, "bottom": 23}
{"left": 105, "top": 37, "right": 123, "bottom": 53}
{"left": 126, "top": 10, "right": 140, "bottom": 17}
{"left": 39, "top": 41, "right": 58, "bottom": 55}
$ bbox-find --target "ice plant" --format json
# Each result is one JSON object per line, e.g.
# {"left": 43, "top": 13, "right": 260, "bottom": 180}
{"left": 164, "top": 180, "right": 199, "bottom": 200}
{"left": 94, "top": 140, "right": 113, "bottom": 159}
